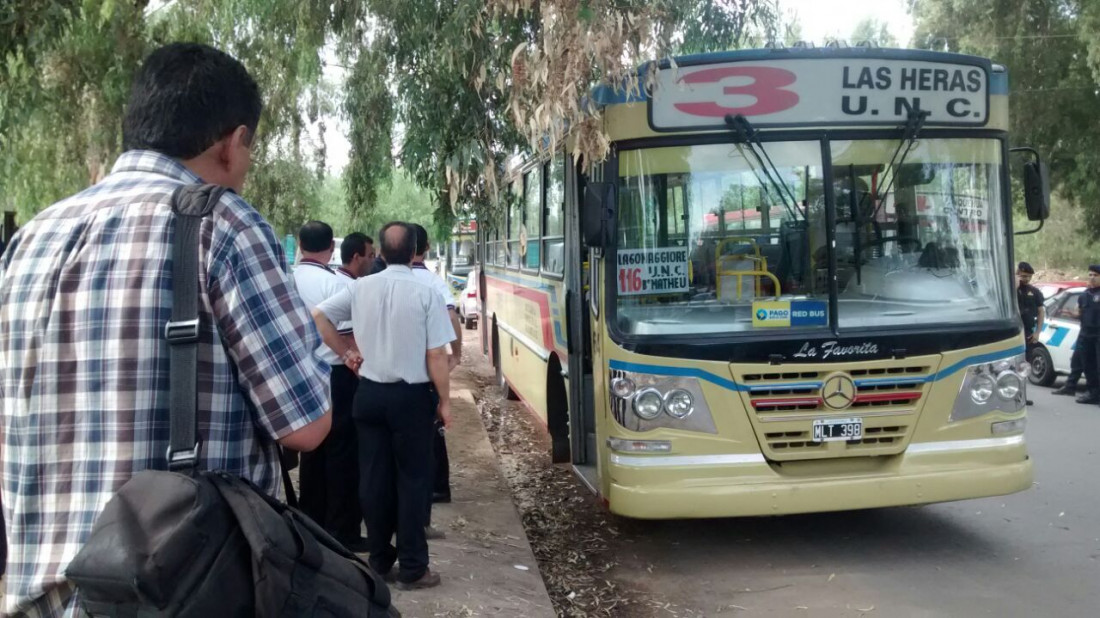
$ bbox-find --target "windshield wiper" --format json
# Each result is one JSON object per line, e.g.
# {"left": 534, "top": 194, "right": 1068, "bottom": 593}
{"left": 851, "top": 108, "right": 930, "bottom": 285}
{"left": 724, "top": 114, "right": 803, "bottom": 221}
{"left": 858, "top": 109, "right": 930, "bottom": 227}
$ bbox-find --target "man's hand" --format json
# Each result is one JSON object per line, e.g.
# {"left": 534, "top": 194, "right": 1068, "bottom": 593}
{"left": 437, "top": 398, "right": 452, "bottom": 429}
{"left": 448, "top": 354, "right": 459, "bottom": 372}
{"left": 342, "top": 349, "right": 363, "bottom": 373}
{"left": 1028, "top": 332, "right": 1040, "bottom": 344}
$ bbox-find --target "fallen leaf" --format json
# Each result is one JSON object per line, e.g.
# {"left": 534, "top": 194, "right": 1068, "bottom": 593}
{"left": 828, "top": 573, "right": 836, "bottom": 582}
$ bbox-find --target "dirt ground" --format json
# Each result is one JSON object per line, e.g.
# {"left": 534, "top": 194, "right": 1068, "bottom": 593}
{"left": 464, "top": 334, "right": 704, "bottom": 617}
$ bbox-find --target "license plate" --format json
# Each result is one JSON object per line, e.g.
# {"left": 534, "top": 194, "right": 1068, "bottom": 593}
{"left": 812, "top": 418, "right": 863, "bottom": 442}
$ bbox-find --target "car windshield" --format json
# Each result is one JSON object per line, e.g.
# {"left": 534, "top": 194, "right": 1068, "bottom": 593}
{"left": 613, "top": 138, "right": 1013, "bottom": 336}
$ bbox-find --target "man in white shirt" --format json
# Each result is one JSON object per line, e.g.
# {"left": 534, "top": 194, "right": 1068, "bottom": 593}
{"left": 292, "top": 220, "right": 368, "bottom": 552}
{"left": 411, "top": 224, "right": 459, "bottom": 510}
{"left": 313, "top": 222, "right": 455, "bottom": 590}
{"left": 336, "top": 232, "right": 375, "bottom": 281}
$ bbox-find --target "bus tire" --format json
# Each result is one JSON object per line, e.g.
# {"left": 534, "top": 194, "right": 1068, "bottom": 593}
{"left": 493, "top": 324, "right": 518, "bottom": 400}
{"left": 1028, "top": 346, "right": 1056, "bottom": 387}
{"left": 547, "top": 356, "right": 571, "bottom": 464}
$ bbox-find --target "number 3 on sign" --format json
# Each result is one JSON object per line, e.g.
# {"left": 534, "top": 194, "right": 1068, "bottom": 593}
{"left": 619, "top": 268, "right": 643, "bottom": 293}
{"left": 674, "top": 66, "right": 800, "bottom": 117}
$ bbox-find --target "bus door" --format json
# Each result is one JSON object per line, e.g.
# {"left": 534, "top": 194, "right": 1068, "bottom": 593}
{"left": 566, "top": 158, "right": 598, "bottom": 471}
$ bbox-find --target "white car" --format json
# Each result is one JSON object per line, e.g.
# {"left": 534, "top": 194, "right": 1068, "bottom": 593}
{"left": 458, "top": 272, "right": 479, "bottom": 330}
{"left": 1029, "top": 286, "right": 1085, "bottom": 386}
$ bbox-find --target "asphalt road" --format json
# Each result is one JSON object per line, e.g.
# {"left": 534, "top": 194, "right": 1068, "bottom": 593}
{"left": 606, "top": 380, "right": 1100, "bottom": 617}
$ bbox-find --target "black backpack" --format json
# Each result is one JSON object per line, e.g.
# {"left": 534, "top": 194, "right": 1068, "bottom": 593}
{"left": 66, "top": 184, "right": 398, "bottom": 617}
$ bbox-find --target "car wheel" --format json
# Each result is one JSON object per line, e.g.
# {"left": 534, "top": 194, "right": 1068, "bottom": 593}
{"left": 1028, "top": 346, "right": 1056, "bottom": 387}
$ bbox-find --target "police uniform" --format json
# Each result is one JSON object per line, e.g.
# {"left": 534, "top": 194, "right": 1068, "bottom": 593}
{"left": 1077, "top": 284, "right": 1100, "bottom": 403}
{"left": 292, "top": 258, "right": 364, "bottom": 547}
{"left": 1017, "top": 281, "right": 1045, "bottom": 341}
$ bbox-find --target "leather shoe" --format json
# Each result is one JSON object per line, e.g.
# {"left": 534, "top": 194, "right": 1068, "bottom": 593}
{"left": 1052, "top": 385, "right": 1077, "bottom": 396}
{"left": 378, "top": 569, "right": 397, "bottom": 584}
{"left": 397, "top": 568, "right": 442, "bottom": 590}
{"left": 432, "top": 491, "right": 452, "bottom": 504}
{"left": 424, "top": 525, "right": 446, "bottom": 540}
{"left": 1075, "top": 395, "right": 1100, "bottom": 404}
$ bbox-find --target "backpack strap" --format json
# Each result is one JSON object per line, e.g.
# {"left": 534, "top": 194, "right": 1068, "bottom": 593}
{"left": 166, "top": 184, "right": 227, "bottom": 472}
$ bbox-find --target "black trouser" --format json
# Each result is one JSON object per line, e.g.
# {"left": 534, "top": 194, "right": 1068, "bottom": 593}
{"left": 1080, "top": 334, "right": 1100, "bottom": 398}
{"left": 1065, "top": 343, "right": 1084, "bottom": 387}
{"left": 299, "top": 365, "right": 362, "bottom": 541}
{"left": 424, "top": 390, "right": 450, "bottom": 523}
{"left": 355, "top": 378, "right": 435, "bottom": 583}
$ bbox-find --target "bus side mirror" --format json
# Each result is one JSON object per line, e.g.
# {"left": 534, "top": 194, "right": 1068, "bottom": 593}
{"left": 583, "top": 182, "right": 614, "bottom": 249}
{"left": 1022, "top": 161, "right": 1050, "bottom": 222}
{"left": 1011, "top": 147, "right": 1050, "bottom": 235}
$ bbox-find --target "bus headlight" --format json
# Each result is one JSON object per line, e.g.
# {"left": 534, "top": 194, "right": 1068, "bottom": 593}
{"left": 611, "top": 377, "right": 637, "bottom": 399}
{"left": 951, "top": 353, "right": 1027, "bottom": 421}
{"left": 663, "top": 389, "right": 695, "bottom": 419}
{"left": 970, "top": 375, "right": 995, "bottom": 405}
{"left": 633, "top": 388, "right": 665, "bottom": 420}
{"left": 996, "top": 371, "right": 1023, "bottom": 400}
{"left": 608, "top": 368, "right": 717, "bottom": 433}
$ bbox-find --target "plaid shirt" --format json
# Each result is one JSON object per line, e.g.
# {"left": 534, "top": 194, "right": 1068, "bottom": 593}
{"left": 0, "top": 151, "right": 331, "bottom": 616}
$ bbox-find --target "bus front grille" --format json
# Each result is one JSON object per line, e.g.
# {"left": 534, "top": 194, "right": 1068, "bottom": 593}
{"left": 737, "top": 365, "right": 932, "bottom": 460}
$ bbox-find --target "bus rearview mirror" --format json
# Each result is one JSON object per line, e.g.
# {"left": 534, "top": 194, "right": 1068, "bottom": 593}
{"left": 584, "top": 183, "right": 614, "bottom": 248}
{"left": 1023, "top": 160, "right": 1050, "bottom": 222}
{"left": 1010, "top": 146, "right": 1050, "bottom": 235}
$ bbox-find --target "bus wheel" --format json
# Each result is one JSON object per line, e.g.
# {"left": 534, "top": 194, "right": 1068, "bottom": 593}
{"left": 547, "top": 357, "right": 571, "bottom": 464}
{"left": 493, "top": 325, "right": 518, "bottom": 400}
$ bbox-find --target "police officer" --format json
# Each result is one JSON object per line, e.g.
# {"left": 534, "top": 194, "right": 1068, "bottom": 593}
{"left": 1075, "top": 265, "right": 1100, "bottom": 404}
{"left": 1017, "top": 262, "right": 1045, "bottom": 406}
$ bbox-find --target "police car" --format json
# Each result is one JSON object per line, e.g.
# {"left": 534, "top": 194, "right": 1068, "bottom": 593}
{"left": 1029, "top": 286, "right": 1086, "bottom": 386}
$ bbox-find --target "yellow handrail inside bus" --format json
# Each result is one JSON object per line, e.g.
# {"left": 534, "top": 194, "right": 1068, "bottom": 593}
{"left": 715, "top": 237, "right": 779, "bottom": 301}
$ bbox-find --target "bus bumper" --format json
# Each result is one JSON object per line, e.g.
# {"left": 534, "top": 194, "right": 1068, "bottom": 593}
{"left": 605, "top": 436, "right": 1033, "bottom": 519}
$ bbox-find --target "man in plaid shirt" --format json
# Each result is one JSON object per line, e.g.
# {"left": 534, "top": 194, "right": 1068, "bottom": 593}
{"left": 0, "top": 43, "right": 332, "bottom": 616}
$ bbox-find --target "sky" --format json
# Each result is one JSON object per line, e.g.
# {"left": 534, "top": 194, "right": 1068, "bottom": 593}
{"left": 780, "top": 0, "right": 915, "bottom": 46}
{"left": 322, "top": 1, "right": 917, "bottom": 174}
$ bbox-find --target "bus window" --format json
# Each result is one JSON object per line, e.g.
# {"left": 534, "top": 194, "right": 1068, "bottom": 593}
{"left": 543, "top": 155, "right": 565, "bottom": 274}
{"left": 507, "top": 191, "right": 522, "bottom": 268}
{"left": 615, "top": 142, "right": 826, "bottom": 336}
{"left": 524, "top": 168, "right": 542, "bottom": 269}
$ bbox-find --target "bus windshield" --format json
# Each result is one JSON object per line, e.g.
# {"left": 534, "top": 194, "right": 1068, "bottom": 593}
{"left": 614, "top": 138, "right": 1012, "bottom": 336}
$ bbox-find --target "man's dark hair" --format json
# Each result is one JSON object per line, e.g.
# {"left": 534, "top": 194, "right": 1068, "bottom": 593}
{"left": 299, "top": 221, "right": 334, "bottom": 253}
{"left": 380, "top": 221, "right": 415, "bottom": 266}
{"left": 340, "top": 232, "right": 372, "bottom": 265}
{"left": 122, "top": 43, "right": 263, "bottom": 159}
{"left": 1018, "top": 261, "right": 1035, "bottom": 274}
{"left": 412, "top": 224, "right": 430, "bottom": 256}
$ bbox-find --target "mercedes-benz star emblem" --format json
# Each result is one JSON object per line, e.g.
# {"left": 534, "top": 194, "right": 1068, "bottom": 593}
{"left": 821, "top": 374, "right": 856, "bottom": 410}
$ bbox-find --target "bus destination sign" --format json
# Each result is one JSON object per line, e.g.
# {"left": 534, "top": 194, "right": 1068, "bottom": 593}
{"left": 650, "top": 58, "right": 989, "bottom": 130}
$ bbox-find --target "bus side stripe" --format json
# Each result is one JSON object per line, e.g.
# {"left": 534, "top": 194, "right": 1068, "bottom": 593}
{"left": 609, "top": 346, "right": 1026, "bottom": 394}
{"left": 486, "top": 273, "right": 569, "bottom": 350}
{"left": 608, "top": 359, "right": 749, "bottom": 392}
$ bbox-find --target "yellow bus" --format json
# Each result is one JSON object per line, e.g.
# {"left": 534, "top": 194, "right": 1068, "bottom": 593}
{"left": 478, "top": 47, "right": 1049, "bottom": 519}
